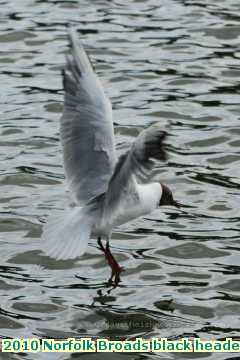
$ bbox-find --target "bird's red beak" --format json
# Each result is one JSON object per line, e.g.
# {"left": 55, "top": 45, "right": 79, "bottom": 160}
{"left": 174, "top": 200, "right": 181, "bottom": 208}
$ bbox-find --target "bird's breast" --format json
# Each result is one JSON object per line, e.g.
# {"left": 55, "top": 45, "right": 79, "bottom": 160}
{"left": 91, "top": 182, "right": 162, "bottom": 238}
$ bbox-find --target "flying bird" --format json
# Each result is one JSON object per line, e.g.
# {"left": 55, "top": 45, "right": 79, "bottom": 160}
{"left": 42, "top": 28, "right": 180, "bottom": 285}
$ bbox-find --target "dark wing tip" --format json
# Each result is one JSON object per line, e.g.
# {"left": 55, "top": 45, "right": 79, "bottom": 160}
{"left": 144, "top": 130, "right": 167, "bottom": 162}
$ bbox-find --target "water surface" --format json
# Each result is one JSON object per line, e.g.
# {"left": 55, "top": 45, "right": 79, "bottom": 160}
{"left": 0, "top": 0, "right": 240, "bottom": 359}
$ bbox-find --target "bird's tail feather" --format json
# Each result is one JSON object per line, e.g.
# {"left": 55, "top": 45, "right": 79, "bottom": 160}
{"left": 41, "top": 206, "right": 94, "bottom": 260}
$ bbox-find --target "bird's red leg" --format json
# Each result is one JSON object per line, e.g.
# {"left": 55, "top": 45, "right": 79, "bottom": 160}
{"left": 97, "top": 237, "right": 123, "bottom": 285}
{"left": 105, "top": 240, "right": 124, "bottom": 284}
{"left": 97, "top": 237, "right": 105, "bottom": 253}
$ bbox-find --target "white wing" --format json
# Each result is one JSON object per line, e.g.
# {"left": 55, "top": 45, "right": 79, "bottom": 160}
{"left": 61, "top": 28, "right": 117, "bottom": 205}
{"left": 101, "top": 123, "right": 167, "bottom": 220}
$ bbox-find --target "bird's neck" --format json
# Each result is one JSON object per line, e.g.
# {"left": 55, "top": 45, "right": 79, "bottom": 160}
{"left": 137, "top": 182, "right": 162, "bottom": 213}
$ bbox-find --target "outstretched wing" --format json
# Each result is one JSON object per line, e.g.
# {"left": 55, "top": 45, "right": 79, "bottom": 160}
{"left": 102, "top": 123, "right": 167, "bottom": 218}
{"left": 60, "top": 28, "right": 117, "bottom": 205}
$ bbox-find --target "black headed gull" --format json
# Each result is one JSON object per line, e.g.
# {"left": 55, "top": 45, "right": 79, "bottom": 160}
{"left": 42, "top": 28, "right": 180, "bottom": 284}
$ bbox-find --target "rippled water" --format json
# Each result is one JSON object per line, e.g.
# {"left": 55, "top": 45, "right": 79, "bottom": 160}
{"left": 1, "top": 0, "right": 240, "bottom": 359}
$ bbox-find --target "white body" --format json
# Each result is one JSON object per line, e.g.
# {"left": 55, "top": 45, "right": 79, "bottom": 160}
{"left": 93, "top": 182, "right": 162, "bottom": 237}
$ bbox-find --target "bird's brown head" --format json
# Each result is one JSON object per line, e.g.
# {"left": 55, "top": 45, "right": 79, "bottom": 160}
{"left": 159, "top": 183, "right": 180, "bottom": 208}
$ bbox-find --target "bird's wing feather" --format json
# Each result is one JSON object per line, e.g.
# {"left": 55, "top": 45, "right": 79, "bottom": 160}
{"left": 101, "top": 123, "right": 167, "bottom": 221}
{"left": 60, "top": 28, "right": 117, "bottom": 205}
